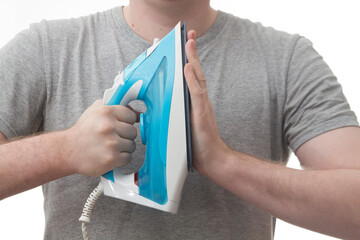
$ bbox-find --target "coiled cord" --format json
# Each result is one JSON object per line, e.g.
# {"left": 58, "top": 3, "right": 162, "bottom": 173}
{"left": 79, "top": 182, "right": 104, "bottom": 240}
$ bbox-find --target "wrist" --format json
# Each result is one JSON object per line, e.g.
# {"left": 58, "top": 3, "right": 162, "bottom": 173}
{"left": 58, "top": 128, "right": 78, "bottom": 176}
{"left": 201, "top": 140, "right": 235, "bottom": 179}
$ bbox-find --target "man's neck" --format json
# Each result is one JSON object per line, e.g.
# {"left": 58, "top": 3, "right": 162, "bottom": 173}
{"left": 123, "top": 0, "right": 217, "bottom": 43}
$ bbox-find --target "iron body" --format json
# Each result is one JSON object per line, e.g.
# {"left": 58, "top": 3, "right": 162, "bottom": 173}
{"left": 100, "top": 22, "right": 192, "bottom": 213}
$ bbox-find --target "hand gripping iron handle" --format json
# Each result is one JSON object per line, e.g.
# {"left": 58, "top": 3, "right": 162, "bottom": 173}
{"left": 100, "top": 34, "right": 162, "bottom": 185}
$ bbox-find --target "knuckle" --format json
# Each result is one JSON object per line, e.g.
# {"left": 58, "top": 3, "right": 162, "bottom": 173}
{"left": 106, "top": 138, "right": 118, "bottom": 149}
{"left": 199, "top": 76, "right": 207, "bottom": 84}
{"left": 103, "top": 150, "right": 117, "bottom": 165}
{"left": 197, "top": 87, "right": 207, "bottom": 96}
{"left": 117, "top": 105, "right": 128, "bottom": 114}
{"left": 98, "top": 106, "right": 112, "bottom": 116}
{"left": 97, "top": 121, "right": 114, "bottom": 134}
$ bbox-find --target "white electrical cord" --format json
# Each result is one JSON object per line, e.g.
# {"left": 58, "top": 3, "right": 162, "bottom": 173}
{"left": 79, "top": 181, "right": 104, "bottom": 240}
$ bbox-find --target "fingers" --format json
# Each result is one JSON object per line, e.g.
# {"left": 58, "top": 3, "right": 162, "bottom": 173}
{"left": 114, "top": 121, "right": 137, "bottom": 140}
{"left": 184, "top": 63, "right": 205, "bottom": 98}
{"left": 102, "top": 105, "right": 137, "bottom": 152}
{"left": 111, "top": 136, "right": 135, "bottom": 168}
{"left": 95, "top": 99, "right": 138, "bottom": 152}
{"left": 116, "top": 152, "right": 132, "bottom": 166}
{"left": 111, "top": 105, "right": 138, "bottom": 124}
{"left": 72, "top": 100, "right": 141, "bottom": 176}
{"left": 93, "top": 100, "right": 137, "bottom": 124}
{"left": 185, "top": 30, "right": 207, "bottom": 90}
{"left": 187, "top": 29, "right": 196, "bottom": 41}
{"left": 116, "top": 137, "right": 136, "bottom": 153}
{"left": 105, "top": 136, "right": 135, "bottom": 168}
{"left": 127, "top": 105, "right": 141, "bottom": 123}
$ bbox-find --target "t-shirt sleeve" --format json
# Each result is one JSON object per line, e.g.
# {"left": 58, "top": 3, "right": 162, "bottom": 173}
{"left": 0, "top": 23, "right": 46, "bottom": 139}
{"left": 283, "top": 37, "right": 358, "bottom": 152}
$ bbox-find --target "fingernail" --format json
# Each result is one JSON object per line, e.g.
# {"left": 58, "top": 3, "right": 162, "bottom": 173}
{"left": 190, "top": 30, "right": 196, "bottom": 39}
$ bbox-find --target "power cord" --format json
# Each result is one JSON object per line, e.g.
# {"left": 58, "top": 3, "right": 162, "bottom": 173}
{"left": 79, "top": 182, "right": 104, "bottom": 240}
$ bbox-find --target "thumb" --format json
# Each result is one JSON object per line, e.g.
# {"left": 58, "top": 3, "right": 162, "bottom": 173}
{"left": 184, "top": 63, "right": 214, "bottom": 127}
{"left": 184, "top": 63, "right": 208, "bottom": 104}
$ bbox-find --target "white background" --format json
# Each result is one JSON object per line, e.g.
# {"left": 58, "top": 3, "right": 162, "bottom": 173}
{"left": 0, "top": 0, "right": 359, "bottom": 239}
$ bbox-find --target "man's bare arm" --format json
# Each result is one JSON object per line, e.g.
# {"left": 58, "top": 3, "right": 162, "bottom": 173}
{"left": 207, "top": 128, "right": 360, "bottom": 240}
{"left": 185, "top": 30, "right": 360, "bottom": 239}
{"left": 0, "top": 100, "right": 137, "bottom": 200}
{"left": 0, "top": 130, "right": 74, "bottom": 200}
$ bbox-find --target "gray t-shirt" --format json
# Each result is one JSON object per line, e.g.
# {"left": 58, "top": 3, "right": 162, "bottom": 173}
{"left": 0, "top": 7, "right": 358, "bottom": 240}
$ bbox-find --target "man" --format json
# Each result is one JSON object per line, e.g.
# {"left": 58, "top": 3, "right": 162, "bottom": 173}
{"left": 1, "top": 0, "right": 359, "bottom": 239}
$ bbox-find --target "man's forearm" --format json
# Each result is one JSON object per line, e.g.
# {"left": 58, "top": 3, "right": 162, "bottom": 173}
{"left": 0, "top": 101, "right": 138, "bottom": 200}
{"left": 183, "top": 33, "right": 360, "bottom": 238}
{"left": 210, "top": 151, "right": 360, "bottom": 240}
{"left": 0, "top": 131, "right": 74, "bottom": 200}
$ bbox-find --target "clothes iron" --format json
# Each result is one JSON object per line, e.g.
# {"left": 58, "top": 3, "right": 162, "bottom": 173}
{"left": 79, "top": 22, "right": 192, "bottom": 218}
{"left": 100, "top": 21, "right": 192, "bottom": 213}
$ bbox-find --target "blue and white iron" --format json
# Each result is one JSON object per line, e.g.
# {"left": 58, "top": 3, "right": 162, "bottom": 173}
{"left": 100, "top": 22, "right": 192, "bottom": 214}
{"left": 79, "top": 23, "right": 192, "bottom": 238}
